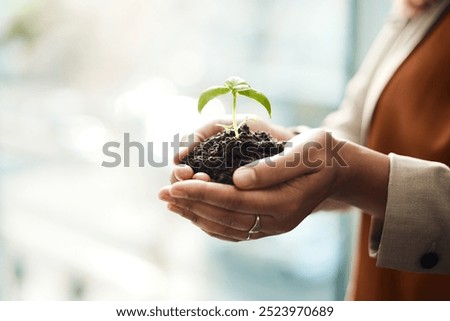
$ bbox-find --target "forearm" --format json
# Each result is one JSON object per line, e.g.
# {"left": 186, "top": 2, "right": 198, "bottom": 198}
{"left": 330, "top": 140, "right": 390, "bottom": 219}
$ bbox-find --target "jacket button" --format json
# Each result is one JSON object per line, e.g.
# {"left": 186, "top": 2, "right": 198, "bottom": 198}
{"left": 420, "top": 252, "right": 439, "bottom": 269}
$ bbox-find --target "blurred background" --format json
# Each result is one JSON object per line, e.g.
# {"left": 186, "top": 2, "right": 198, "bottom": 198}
{"left": 0, "top": 0, "right": 391, "bottom": 300}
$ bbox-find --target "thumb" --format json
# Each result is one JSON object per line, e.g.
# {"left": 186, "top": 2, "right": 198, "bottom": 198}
{"left": 233, "top": 156, "right": 304, "bottom": 189}
{"left": 233, "top": 130, "right": 325, "bottom": 189}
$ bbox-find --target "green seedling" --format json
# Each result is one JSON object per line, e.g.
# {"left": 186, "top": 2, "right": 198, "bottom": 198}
{"left": 197, "top": 76, "right": 271, "bottom": 138}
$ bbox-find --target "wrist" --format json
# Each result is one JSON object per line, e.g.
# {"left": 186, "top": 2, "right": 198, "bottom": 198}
{"left": 330, "top": 140, "right": 390, "bottom": 219}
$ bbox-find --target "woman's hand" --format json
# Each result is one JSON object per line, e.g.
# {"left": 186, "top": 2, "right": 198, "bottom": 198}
{"left": 160, "top": 125, "right": 390, "bottom": 242}
{"left": 160, "top": 129, "right": 344, "bottom": 241}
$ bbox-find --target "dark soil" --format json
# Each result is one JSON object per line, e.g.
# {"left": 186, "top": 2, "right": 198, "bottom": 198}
{"left": 180, "top": 124, "right": 285, "bottom": 185}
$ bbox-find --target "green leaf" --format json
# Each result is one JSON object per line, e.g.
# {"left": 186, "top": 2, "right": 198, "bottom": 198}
{"left": 198, "top": 86, "right": 231, "bottom": 113}
{"left": 238, "top": 88, "right": 272, "bottom": 117}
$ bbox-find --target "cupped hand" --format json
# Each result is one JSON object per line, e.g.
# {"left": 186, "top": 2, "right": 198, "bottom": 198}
{"left": 160, "top": 129, "right": 343, "bottom": 241}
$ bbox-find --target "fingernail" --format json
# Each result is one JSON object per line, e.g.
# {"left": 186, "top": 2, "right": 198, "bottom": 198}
{"left": 233, "top": 168, "right": 256, "bottom": 188}
{"left": 167, "top": 203, "right": 179, "bottom": 213}
{"left": 158, "top": 190, "right": 173, "bottom": 202}
{"left": 169, "top": 186, "right": 188, "bottom": 198}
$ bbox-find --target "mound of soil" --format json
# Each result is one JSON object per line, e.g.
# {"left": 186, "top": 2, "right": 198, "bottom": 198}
{"left": 180, "top": 124, "right": 285, "bottom": 185}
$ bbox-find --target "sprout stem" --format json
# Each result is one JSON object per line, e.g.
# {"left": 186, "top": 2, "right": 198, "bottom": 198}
{"left": 232, "top": 91, "right": 239, "bottom": 138}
